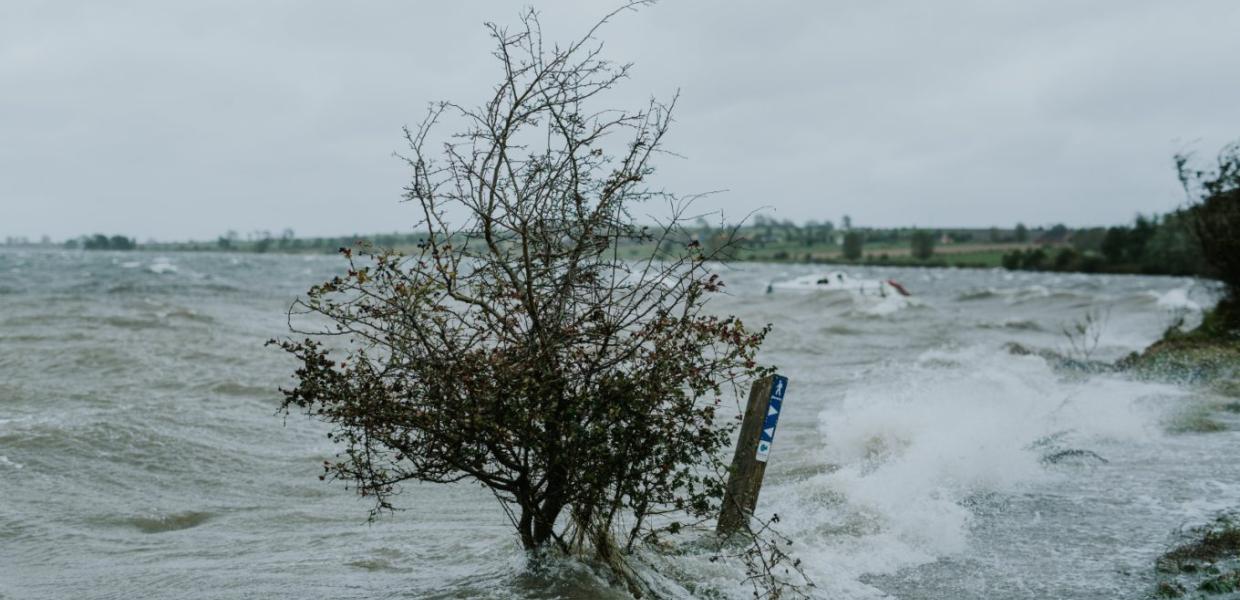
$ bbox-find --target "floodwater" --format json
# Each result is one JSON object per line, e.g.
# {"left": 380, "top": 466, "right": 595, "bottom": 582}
{"left": 1, "top": 249, "right": 1236, "bottom": 599}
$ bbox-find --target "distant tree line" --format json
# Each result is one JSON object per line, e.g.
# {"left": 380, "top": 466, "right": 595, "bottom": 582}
{"left": 1000, "top": 139, "right": 1239, "bottom": 290}
{"left": 65, "top": 234, "right": 136, "bottom": 251}
{"left": 842, "top": 231, "right": 863, "bottom": 259}
{"left": 910, "top": 229, "right": 937, "bottom": 260}
{"left": 1002, "top": 210, "right": 1205, "bottom": 276}
{"left": 148, "top": 221, "right": 1046, "bottom": 264}
{"left": 129, "top": 193, "right": 1229, "bottom": 284}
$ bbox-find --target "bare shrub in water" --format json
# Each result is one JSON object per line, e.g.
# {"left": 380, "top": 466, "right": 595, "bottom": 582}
{"left": 1061, "top": 307, "right": 1109, "bottom": 362}
{"left": 272, "top": 6, "right": 808, "bottom": 597}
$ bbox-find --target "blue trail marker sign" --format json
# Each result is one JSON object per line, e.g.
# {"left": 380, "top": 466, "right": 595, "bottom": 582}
{"left": 717, "top": 374, "right": 790, "bottom": 535}
{"left": 754, "top": 375, "right": 787, "bottom": 463}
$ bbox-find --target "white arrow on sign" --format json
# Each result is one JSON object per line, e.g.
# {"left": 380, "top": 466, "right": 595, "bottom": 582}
{"left": 767, "top": 405, "right": 779, "bottom": 416}
{"left": 763, "top": 426, "right": 775, "bottom": 438}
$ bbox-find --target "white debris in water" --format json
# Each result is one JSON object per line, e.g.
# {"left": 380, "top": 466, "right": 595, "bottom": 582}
{"left": 1152, "top": 287, "right": 1201, "bottom": 313}
{"left": 148, "top": 258, "right": 177, "bottom": 274}
{"left": 0, "top": 456, "right": 23, "bottom": 470}
{"left": 772, "top": 272, "right": 919, "bottom": 317}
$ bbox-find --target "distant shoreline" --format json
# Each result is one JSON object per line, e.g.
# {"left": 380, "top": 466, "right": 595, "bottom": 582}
{"left": 7, "top": 241, "right": 1210, "bottom": 281}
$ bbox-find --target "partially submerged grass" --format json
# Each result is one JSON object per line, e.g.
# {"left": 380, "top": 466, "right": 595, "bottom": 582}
{"left": 1157, "top": 580, "right": 1188, "bottom": 598}
{"left": 1198, "top": 570, "right": 1240, "bottom": 595}
{"left": 1155, "top": 514, "right": 1240, "bottom": 597}
{"left": 1118, "top": 306, "right": 1240, "bottom": 386}
{"left": 1213, "top": 379, "right": 1240, "bottom": 399}
{"left": 1166, "top": 407, "right": 1230, "bottom": 434}
{"left": 1001, "top": 304, "right": 1239, "bottom": 385}
{"left": 1001, "top": 308, "right": 1238, "bottom": 436}
{"left": 1003, "top": 342, "right": 1117, "bottom": 377}
{"left": 1163, "top": 518, "right": 1240, "bottom": 565}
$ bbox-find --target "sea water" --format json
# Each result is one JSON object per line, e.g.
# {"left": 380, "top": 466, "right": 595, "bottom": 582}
{"left": 1, "top": 249, "right": 1235, "bottom": 599}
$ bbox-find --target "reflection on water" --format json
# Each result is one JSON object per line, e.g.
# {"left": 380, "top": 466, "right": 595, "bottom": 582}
{"left": 0, "top": 249, "right": 1235, "bottom": 599}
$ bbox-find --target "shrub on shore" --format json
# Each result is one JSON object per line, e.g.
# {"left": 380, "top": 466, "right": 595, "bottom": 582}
{"left": 1178, "top": 140, "right": 1240, "bottom": 332}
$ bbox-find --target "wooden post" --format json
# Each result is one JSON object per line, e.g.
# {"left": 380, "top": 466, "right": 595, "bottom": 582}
{"left": 717, "top": 374, "right": 788, "bottom": 536}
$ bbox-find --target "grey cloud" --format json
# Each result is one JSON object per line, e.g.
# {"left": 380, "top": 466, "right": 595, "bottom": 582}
{"left": 2, "top": 0, "right": 1238, "bottom": 240}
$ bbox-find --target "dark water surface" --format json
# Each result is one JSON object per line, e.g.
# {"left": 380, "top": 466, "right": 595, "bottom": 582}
{"left": 1, "top": 249, "right": 1236, "bottom": 599}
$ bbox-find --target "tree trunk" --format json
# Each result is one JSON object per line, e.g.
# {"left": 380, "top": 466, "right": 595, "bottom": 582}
{"left": 533, "top": 464, "right": 568, "bottom": 548}
{"left": 518, "top": 504, "right": 537, "bottom": 550}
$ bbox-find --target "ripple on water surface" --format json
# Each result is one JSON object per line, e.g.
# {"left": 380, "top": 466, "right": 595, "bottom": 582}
{"left": 1, "top": 249, "right": 1235, "bottom": 600}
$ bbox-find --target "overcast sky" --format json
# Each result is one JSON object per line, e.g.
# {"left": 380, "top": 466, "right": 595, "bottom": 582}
{"left": 2, "top": 1, "right": 1238, "bottom": 241}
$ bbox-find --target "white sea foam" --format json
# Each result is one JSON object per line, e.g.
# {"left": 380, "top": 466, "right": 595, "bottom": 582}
{"left": 854, "top": 294, "right": 919, "bottom": 317}
{"left": 1152, "top": 287, "right": 1201, "bottom": 313}
{"left": 148, "top": 257, "right": 177, "bottom": 274}
{"left": 758, "top": 345, "right": 1180, "bottom": 597}
{"left": 0, "top": 456, "right": 23, "bottom": 470}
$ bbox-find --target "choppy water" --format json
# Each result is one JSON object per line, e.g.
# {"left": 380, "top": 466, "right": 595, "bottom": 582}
{"left": 1, "top": 249, "right": 1237, "bottom": 599}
